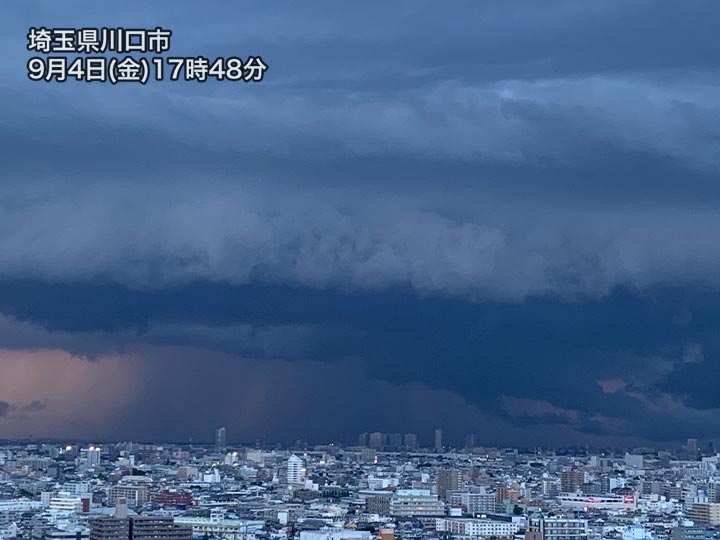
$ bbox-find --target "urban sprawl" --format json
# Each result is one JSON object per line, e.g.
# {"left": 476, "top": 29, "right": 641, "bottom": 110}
{"left": 0, "top": 429, "right": 715, "bottom": 540}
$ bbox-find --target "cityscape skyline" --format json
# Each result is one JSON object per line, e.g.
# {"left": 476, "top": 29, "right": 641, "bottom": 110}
{"left": 3, "top": 437, "right": 720, "bottom": 540}
{"left": 3, "top": 3, "right": 720, "bottom": 540}
{"left": 0, "top": 430, "right": 711, "bottom": 454}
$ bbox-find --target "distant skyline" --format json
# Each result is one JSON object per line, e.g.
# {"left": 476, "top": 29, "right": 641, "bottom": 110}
{"left": 0, "top": 432, "right": 705, "bottom": 452}
{"left": 2, "top": 1, "right": 720, "bottom": 446}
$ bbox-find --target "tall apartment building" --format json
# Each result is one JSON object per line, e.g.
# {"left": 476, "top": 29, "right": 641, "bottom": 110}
{"left": 496, "top": 485, "right": 519, "bottom": 505}
{"left": 369, "top": 432, "right": 384, "bottom": 450}
{"left": 287, "top": 454, "right": 303, "bottom": 485}
{"left": 437, "top": 469, "right": 463, "bottom": 500}
{"left": 560, "top": 469, "right": 586, "bottom": 493}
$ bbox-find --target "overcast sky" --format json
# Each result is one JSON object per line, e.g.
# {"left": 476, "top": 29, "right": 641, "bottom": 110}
{"left": 1, "top": 1, "right": 720, "bottom": 447}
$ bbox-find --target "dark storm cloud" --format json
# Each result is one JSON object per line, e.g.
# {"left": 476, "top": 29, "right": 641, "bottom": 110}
{"left": 0, "top": 279, "right": 718, "bottom": 442}
{"left": 1, "top": 0, "right": 720, "bottom": 443}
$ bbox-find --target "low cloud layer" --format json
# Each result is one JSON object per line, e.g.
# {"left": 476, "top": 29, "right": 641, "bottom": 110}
{"left": 0, "top": 184, "right": 719, "bottom": 301}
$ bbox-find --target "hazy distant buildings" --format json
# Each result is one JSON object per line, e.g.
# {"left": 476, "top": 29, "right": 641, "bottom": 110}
{"left": 465, "top": 434, "right": 476, "bottom": 451}
{"left": 359, "top": 431, "right": 417, "bottom": 451}
{"left": 625, "top": 453, "right": 644, "bottom": 469}
{"left": 215, "top": 427, "right": 227, "bottom": 452}
{"left": 369, "top": 432, "right": 384, "bottom": 450}
{"left": 434, "top": 428, "right": 443, "bottom": 453}
{"left": 404, "top": 433, "right": 417, "bottom": 450}
{"left": 386, "top": 433, "right": 402, "bottom": 451}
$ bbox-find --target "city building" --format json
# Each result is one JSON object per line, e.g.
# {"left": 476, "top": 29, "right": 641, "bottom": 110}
{"left": 108, "top": 486, "right": 149, "bottom": 507}
{"left": 287, "top": 454, "right": 303, "bottom": 485}
{"left": 560, "top": 469, "right": 585, "bottom": 493}
{"left": 448, "top": 488, "right": 496, "bottom": 515}
{"left": 436, "top": 518, "right": 521, "bottom": 538}
{"left": 389, "top": 490, "right": 445, "bottom": 517}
